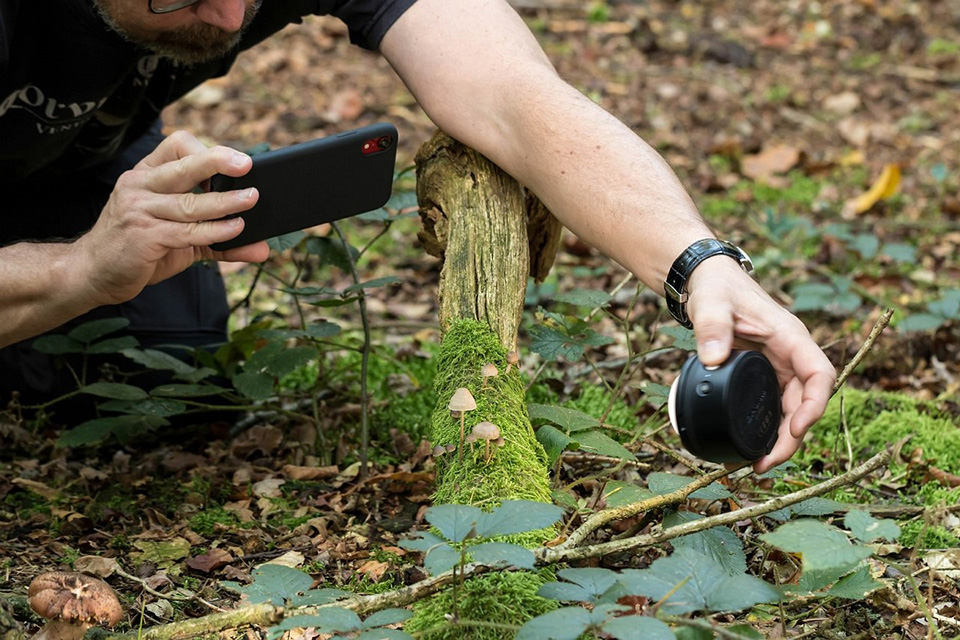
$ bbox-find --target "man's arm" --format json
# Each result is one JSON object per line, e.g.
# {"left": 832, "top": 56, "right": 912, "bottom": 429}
{"left": 0, "top": 131, "right": 270, "bottom": 350}
{"left": 379, "top": 0, "right": 836, "bottom": 472}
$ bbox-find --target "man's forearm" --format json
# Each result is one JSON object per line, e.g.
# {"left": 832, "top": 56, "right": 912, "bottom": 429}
{"left": 382, "top": 0, "right": 715, "bottom": 292}
{"left": 0, "top": 241, "right": 94, "bottom": 349}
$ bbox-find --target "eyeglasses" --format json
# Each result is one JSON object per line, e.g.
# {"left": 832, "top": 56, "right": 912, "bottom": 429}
{"left": 148, "top": 0, "right": 202, "bottom": 14}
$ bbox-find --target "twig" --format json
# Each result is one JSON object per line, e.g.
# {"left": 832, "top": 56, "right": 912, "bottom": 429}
{"left": 834, "top": 308, "right": 894, "bottom": 394}
{"left": 536, "top": 450, "right": 890, "bottom": 564}
{"left": 114, "top": 567, "right": 225, "bottom": 613}
{"left": 556, "top": 463, "right": 747, "bottom": 549}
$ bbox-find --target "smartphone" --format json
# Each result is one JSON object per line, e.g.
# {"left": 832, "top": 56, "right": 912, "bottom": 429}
{"left": 209, "top": 122, "right": 398, "bottom": 251}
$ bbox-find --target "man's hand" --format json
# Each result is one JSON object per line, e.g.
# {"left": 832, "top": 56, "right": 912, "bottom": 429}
{"left": 75, "top": 130, "right": 270, "bottom": 307}
{"left": 686, "top": 257, "right": 837, "bottom": 474}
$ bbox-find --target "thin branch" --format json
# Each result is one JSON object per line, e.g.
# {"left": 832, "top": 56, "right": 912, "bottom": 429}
{"left": 556, "top": 463, "right": 747, "bottom": 549}
{"left": 537, "top": 450, "right": 890, "bottom": 564}
{"left": 834, "top": 308, "right": 894, "bottom": 394}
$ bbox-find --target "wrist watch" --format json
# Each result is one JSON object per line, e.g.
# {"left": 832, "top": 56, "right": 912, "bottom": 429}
{"left": 664, "top": 239, "right": 754, "bottom": 329}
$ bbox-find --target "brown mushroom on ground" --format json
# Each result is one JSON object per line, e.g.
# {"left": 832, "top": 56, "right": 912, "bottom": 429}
{"left": 505, "top": 350, "right": 519, "bottom": 374}
{"left": 432, "top": 444, "right": 447, "bottom": 457}
{"left": 480, "top": 363, "right": 498, "bottom": 389}
{"left": 28, "top": 572, "right": 122, "bottom": 640}
{"left": 448, "top": 387, "right": 477, "bottom": 461}
{"left": 470, "top": 421, "right": 501, "bottom": 463}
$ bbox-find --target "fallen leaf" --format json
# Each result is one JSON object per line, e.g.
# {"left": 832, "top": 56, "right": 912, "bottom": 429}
{"left": 11, "top": 478, "right": 59, "bottom": 500}
{"left": 282, "top": 464, "right": 339, "bottom": 481}
{"left": 356, "top": 559, "right": 390, "bottom": 582}
{"left": 264, "top": 550, "right": 306, "bottom": 569}
{"left": 74, "top": 556, "right": 121, "bottom": 578}
{"left": 252, "top": 477, "right": 286, "bottom": 498}
{"left": 842, "top": 164, "right": 901, "bottom": 217}
{"left": 185, "top": 548, "right": 234, "bottom": 574}
{"left": 741, "top": 144, "right": 801, "bottom": 182}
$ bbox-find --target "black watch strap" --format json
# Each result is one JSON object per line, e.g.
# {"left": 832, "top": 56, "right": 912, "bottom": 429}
{"left": 664, "top": 239, "right": 753, "bottom": 329}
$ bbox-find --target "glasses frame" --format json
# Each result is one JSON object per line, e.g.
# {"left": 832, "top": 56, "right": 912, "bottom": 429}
{"left": 148, "top": 0, "right": 202, "bottom": 14}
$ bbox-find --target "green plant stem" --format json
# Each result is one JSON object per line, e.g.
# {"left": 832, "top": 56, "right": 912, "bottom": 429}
{"left": 332, "top": 221, "right": 371, "bottom": 480}
{"left": 599, "top": 283, "right": 645, "bottom": 425}
{"left": 833, "top": 307, "right": 894, "bottom": 395}
{"left": 878, "top": 557, "right": 943, "bottom": 640}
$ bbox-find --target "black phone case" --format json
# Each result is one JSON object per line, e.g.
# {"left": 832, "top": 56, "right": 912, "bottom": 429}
{"left": 209, "top": 122, "right": 398, "bottom": 251}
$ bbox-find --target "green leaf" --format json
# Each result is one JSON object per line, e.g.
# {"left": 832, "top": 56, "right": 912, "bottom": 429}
{"left": 760, "top": 519, "right": 872, "bottom": 575}
{"left": 767, "top": 497, "right": 842, "bottom": 522}
{"left": 529, "top": 325, "right": 585, "bottom": 361}
{"left": 267, "top": 230, "right": 306, "bottom": 253}
{"left": 900, "top": 313, "right": 945, "bottom": 332}
{"left": 424, "top": 504, "right": 482, "bottom": 542}
{"left": 261, "top": 346, "right": 318, "bottom": 377}
{"left": 81, "top": 382, "right": 149, "bottom": 401}
{"left": 221, "top": 565, "right": 314, "bottom": 606}
{"left": 343, "top": 276, "right": 402, "bottom": 293}
{"left": 307, "top": 321, "right": 342, "bottom": 339}
{"left": 551, "top": 568, "right": 619, "bottom": 603}
{"left": 826, "top": 565, "right": 885, "bottom": 599}
{"left": 516, "top": 606, "right": 593, "bottom": 640}
{"left": 474, "top": 500, "right": 564, "bottom": 538}
{"left": 286, "top": 588, "right": 352, "bottom": 607}
{"left": 423, "top": 544, "right": 460, "bottom": 576}
{"left": 617, "top": 548, "right": 778, "bottom": 614}
{"left": 122, "top": 348, "right": 196, "bottom": 376}
{"left": 68, "top": 317, "right": 130, "bottom": 343}
{"left": 881, "top": 242, "right": 916, "bottom": 263}
{"left": 233, "top": 371, "right": 274, "bottom": 401}
{"left": 150, "top": 383, "right": 229, "bottom": 398}
{"left": 659, "top": 326, "right": 696, "bottom": 351}
{"left": 469, "top": 542, "right": 535, "bottom": 570}
{"left": 601, "top": 616, "right": 674, "bottom": 640}
{"left": 664, "top": 511, "right": 747, "bottom": 575}
{"left": 31, "top": 334, "right": 85, "bottom": 355}
{"left": 84, "top": 336, "right": 139, "bottom": 354}
{"left": 315, "top": 607, "right": 363, "bottom": 632}
{"left": 638, "top": 381, "right": 671, "bottom": 409}
{"left": 850, "top": 233, "right": 879, "bottom": 259}
{"left": 528, "top": 404, "right": 599, "bottom": 432}
{"left": 309, "top": 296, "right": 359, "bottom": 308}
{"left": 56, "top": 415, "right": 166, "bottom": 447}
{"left": 647, "top": 472, "right": 731, "bottom": 500}
{"left": 602, "top": 481, "right": 655, "bottom": 509}
{"left": 553, "top": 289, "right": 612, "bottom": 308}
{"left": 843, "top": 510, "right": 901, "bottom": 543}
{"left": 575, "top": 430, "right": 634, "bottom": 460}
{"left": 277, "top": 285, "right": 341, "bottom": 297}
{"left": 535, "top": 424, "right": 580, "bottom": 465}
{"left": 361, "top": 608, "right": 413, "bottom": 629}
{"left": 99, "top": 397, "right": 185, "bottom": 417}
{"left": 304, "top": 236, "right": 358, "bottom": 271}
{"left": 399, "top": 531, "right": 447, "bottom": 553}
{"left": 536, "top": 582, "right": 596, "bottom": 603}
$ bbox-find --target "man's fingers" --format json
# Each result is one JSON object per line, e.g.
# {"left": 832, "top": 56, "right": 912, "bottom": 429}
{"left": 149, "top": 146, "right": 252, "bottom": 195}
{"left": 689, "top": 298, "right": 734, "bottom": 366}
{"left": 210, "top": 241, "right": 271, "bottom": 264}
{"left": 137, "top": 130, "right": 210, "bottom": 168}
{"left": 140, "top": 185, "right": 258, "bottom": 224}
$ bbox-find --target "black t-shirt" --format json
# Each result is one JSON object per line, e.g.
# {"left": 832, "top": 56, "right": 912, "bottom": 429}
{"left": 0, "top": 0, "right": 416, "bottom": 182}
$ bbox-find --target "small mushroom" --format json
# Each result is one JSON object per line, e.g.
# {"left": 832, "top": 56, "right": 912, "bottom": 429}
{"left": 432, "top": 445, "right": 447, "bottom": 457}
{"left": 445, "top": 443, "right": 457, "bottom": 454}
{"left": 448, "top": 388, "right": 477, "bottom": 462}
{"left": 450, "top": 410, "right": 462, "bottom": 420}
{"left": 470, "top": 421, "right": 501, "bottom": 463}
{"left": 480, "top": 363, "right": 499, "bottom": 389}
{"left": 505, "top": 350, "right": 519, "bottom": 374}
{"left": 28, "top": 571, "right": 122, "bottom": 640}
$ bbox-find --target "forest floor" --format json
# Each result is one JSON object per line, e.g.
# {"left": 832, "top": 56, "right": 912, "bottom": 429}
{"left": 2, "top": 0, "right": 960, "bottom": 638}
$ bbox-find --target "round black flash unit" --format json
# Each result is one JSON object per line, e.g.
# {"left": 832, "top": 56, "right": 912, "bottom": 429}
{"left": 667, "top": 350, "right": 781, "bottom": 463}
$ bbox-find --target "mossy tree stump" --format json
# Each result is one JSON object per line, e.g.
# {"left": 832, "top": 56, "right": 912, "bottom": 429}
{"left": 407, "top": 132, "right": 563, "bottom": 638}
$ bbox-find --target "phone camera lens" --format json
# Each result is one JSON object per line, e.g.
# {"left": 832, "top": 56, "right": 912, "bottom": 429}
{"left": 378, "top": 136, "right": 393, "bottom": 149}
{"left": 696, "top": 381, "right": 711, "bottom": 396}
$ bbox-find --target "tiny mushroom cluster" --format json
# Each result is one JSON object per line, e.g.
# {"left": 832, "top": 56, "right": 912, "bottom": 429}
{"left": 28, "top": 571, "right": 122, "bottom": 640}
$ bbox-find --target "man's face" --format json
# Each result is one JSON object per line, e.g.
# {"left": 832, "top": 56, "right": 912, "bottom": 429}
{"left": 93, "top": 0, "right": 261, "bottom": 65}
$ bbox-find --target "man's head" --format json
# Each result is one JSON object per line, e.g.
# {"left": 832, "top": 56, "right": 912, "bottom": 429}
{"left": 92, "top": 0, "right": 262, "bottom": 65}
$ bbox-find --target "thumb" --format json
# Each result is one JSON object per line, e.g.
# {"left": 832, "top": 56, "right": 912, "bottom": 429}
{"left": 690, "top": 302, "right": 734, "bottom": 367}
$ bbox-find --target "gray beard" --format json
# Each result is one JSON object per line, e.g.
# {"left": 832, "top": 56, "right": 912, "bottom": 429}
{"left": 92, "top": 0, "right": 258, "bottom": 66}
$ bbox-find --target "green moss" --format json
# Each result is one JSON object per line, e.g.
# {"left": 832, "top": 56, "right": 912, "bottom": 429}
{"left": 809, "top": 388, "right": 960, "bottom": 474}
{"left": 429, "top": 320, "right": 552, "bottom": 510}
{"left": 898, "top": 520, "right": 960, "bottom": 549}
{"left": 409, "top": 320, "right": 557, "bottom": 638}
{"left": 405, "top": 571, "right": 557, "bottom": 640}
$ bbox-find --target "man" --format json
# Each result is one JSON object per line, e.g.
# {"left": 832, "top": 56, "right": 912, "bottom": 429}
{"left": 0, "top": 0, "right": 835, "bottom": 472}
